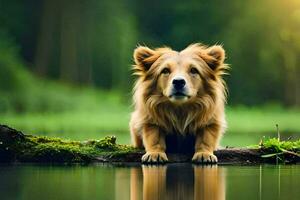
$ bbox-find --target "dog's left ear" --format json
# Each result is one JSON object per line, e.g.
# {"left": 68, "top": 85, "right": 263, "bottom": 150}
{"left": 202, "top": 45, "right": 226, "bottom": 71}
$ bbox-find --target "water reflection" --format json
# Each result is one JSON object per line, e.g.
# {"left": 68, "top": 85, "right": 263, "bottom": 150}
{"left": 0, "top": 164, "right": 299, "bottom": 200}
{"left": 129, "top": 165, "right": 225, "bottom": 200}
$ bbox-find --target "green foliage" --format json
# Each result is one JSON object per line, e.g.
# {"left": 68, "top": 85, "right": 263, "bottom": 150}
{"left": 1, "top": 0, "right": 300, "bottom": 108}
{"left": 0, "top": 31, "right": 33, "bottom": 112}
{"left": 0, "top": 37, "right": 125, "bottom": 114}
{"left": 251, "top": 137, "right": 300, "bottom": 162}
{"left": 260, "top": 138, "right": 300, "bottom": 154}
{"left": 0, "top": 28, "right": 126, "bottom": 113}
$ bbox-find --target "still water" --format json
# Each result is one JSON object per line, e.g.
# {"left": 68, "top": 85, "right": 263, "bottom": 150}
{"left": 0, "top": 164, "right": 299, "bottom": 200}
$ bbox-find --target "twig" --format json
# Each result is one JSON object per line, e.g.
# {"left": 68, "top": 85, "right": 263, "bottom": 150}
{"left": 281, "top": 149, "right": 300, "bottom": 157}
{"left": 276, "top": 124, "right": 280, "bottom": 142}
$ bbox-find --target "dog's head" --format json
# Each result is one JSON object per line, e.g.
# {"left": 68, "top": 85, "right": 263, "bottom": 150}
{"left": 133, "top": 43, "right": 227, "bottom": 104}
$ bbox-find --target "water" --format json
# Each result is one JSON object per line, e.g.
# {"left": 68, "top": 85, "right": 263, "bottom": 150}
{"left": 0, "top": 164, "right": 299, "bottom": 200}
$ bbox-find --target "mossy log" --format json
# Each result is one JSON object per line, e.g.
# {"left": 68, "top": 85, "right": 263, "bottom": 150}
{"left": 0, "top": 125, "right": 299, "bottom": 164}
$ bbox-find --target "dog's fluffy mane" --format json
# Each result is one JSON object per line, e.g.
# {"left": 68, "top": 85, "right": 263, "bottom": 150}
{"left": 132, "top": 43, "right": 229, "bottom": 134}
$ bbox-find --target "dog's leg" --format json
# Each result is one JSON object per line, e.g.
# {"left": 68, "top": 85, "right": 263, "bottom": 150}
{"left": 141, "top": 125, "right": 168, "bottom": 163}
{"left": 192, "top": 123, "right": 221, "bottom": 164}
{"left": 130, "top": 126, "right": 143, "bottom": 148}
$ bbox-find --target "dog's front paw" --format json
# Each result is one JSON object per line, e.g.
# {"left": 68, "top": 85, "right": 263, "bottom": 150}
{"left": 192, "top": 151, "right": 218, "bottom": 164}
{"left": 142, "top": 151, "right": 168, "bottom": 164}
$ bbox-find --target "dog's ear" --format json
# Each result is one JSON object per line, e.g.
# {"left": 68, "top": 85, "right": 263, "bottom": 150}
{"left": 201, "top": 45, "right": 226, "bottom": 71}
{"left": 133, "top": 46, "right": 161, "bottom": 74}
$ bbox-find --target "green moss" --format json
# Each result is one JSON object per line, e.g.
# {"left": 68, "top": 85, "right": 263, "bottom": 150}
{"left": 2, "top": 132, "right": 139, "bottom": 163}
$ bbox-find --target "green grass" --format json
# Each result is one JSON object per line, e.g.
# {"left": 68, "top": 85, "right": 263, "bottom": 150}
{"left": 226, "top": 106, "right": 300, "bottom": 135}
{"left": 223, "top": 106, "right": 300, "bottom": 146}
{"left": 0, "top": 110, "right": 131, "bottom": 141}
{"left": 1, "top": 105, "right": 300, "bottom": 147}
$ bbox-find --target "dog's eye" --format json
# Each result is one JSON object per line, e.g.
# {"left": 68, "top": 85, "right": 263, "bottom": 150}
{"left": 190, "top": 67, "right": 199, "bottom": 75}
{"left": 161, "top": 68, "right": 170, "bottom": 75}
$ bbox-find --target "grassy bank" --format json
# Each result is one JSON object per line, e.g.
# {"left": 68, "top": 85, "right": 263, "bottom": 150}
{"left": 1, "top": 125, "right": 299, "bottom": 164}
{"left": 1, "top": 105, "right": 300, "bottom": 147}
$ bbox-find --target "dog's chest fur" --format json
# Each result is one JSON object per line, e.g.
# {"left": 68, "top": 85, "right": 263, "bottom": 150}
{"left": 151, "top": 104, "right": 211, "bottom": 134}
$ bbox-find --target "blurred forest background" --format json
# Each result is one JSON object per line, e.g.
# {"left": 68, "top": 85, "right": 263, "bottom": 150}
{"left": 0, "top": 0, "right": 299, "bottom": 146}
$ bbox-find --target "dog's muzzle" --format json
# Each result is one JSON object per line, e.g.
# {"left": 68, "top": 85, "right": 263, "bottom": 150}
{"left": 169, "top": 78, "right": 190, "bottom": 100}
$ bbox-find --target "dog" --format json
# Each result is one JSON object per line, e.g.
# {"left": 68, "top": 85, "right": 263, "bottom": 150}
{"left": 129, "top": 43, "right": 228, "bottom": 163}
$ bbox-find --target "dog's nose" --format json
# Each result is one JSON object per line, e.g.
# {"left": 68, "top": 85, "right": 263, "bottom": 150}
{"left": 172, "top": 78, "right": 186, "bottom": 90}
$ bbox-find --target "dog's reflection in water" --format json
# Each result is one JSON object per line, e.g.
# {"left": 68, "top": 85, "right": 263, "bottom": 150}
{"left": 130, "top": 165, "right": 225, "bottom": 200}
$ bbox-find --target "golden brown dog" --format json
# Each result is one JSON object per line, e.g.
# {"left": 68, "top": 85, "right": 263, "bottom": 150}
{"left": 130, "top": 43, "right": 228, "bottom": 163}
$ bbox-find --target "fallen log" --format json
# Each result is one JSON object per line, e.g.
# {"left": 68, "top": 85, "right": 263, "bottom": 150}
{"left": 0, "top": 125, "right": 299, "bottom": 164}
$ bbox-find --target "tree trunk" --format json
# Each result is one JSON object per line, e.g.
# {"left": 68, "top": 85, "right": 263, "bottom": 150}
{"left": 34, "top": 0, "right": 58, "bottom": 76}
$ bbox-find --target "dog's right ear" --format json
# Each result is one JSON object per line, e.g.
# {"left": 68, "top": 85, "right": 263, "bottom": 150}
{"left": 133, "top": 46, "right": 160, "bottom": 74}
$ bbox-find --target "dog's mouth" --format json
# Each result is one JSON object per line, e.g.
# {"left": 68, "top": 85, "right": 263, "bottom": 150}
{"left": 169, "top": 92, "right": 190, "bottom": 100}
